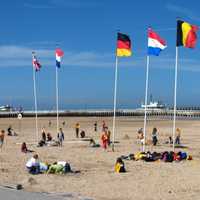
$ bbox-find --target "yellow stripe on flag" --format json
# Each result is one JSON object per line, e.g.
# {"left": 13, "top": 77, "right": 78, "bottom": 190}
{"left": 182, "top": 22, "right": 192, "bottom": 46}
{"left": 117, "top": 49, "right": 132, "bottom": 57}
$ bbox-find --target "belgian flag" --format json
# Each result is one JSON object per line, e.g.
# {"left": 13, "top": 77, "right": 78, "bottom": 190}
{"left": 176, "top": 20, "right": 198, "bottom": 48}
{"left": 116, "top": 32, "right": 132, "bottom": 57}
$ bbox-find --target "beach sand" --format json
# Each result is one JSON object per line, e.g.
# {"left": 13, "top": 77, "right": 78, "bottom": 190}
{"left": 0, "top": 116, "right": 200, "bottom": 200}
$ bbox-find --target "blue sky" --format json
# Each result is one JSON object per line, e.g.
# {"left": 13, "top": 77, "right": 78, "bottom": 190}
{"left": 1, "top": 0, "right": 200, "bottom": 110}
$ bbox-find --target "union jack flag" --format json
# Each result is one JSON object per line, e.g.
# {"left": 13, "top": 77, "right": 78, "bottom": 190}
{"left": 32, "top": 52, "right": 42, "bottom": 71}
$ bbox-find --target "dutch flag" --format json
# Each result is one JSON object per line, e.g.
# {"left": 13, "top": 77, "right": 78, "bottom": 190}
{"left": 148, "top": 28, "right": 167, "bottom": 56}
{"left": 55, "top": 48, "right": 64, "bottom": 68}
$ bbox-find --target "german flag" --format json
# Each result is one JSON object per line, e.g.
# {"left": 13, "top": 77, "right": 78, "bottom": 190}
{"left": 116, "top": 32, "right": 132, "bottom": 57}
{"left": 176, "top": 20, "right": 198, "bottom": 48}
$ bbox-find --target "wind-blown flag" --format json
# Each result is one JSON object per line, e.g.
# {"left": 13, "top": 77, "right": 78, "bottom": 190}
{"left": 32, "top": 52, "right": 41, "bottom": 71}
{"left": 116, "top": 32, "right": 132, "bottom": 57}
{"left": 148, "top": 28, "right": 167, "bottom": 56}
{"left": 55, "top": 48, "right": 64, "bottom": 68}
{"left": 176, "top": 20, "right": 198, "bottom": 48}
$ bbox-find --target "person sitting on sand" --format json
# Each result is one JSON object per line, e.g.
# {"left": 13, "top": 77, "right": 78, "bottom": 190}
{"left": 89, "top": 138, "right": 100, "bottom": 147}
{"left": 47, "top": 163, "right": 64, "bottom": 174}
{"left": 47, "top": 133, "right": 52, "bottom": 142}
{"left": 137, "top": 128, "right": 144, "bottom": 145}
{"left": 7, "top": 126, "right": 17, "bottom": 136}
{"left": 39, "top": 162, "right": 49, "bottom": 173}
{"left": 175, "top": 128, "right": 181, "bottom": 145}
{"left": 7, "top": 125, "right": 12, "bottom": 136}
{"left": 26, "top": 154, "right": 40, "bottom": 174}
{"left": 101, "top": 130, "right": 108, "bottom": 150}
{"left": 152, "top": 127, "right": 158, "bottom": 146}
{"left": 80, "top": 130, "right": 85, "bottom": 138}
{"left": 115, "top": 157, "right": 126, "bottom": 173}
{"left": 21, "top": 142, "right": 34, "bottom": 153}
{"left": 57, "top": 128, "right": 64, "bottom": 146}
{"left": 0, "top": 130, "right": 5, "bottom": 149}
{"left": 56, "top": 161, "right": 72, "bottom": 173}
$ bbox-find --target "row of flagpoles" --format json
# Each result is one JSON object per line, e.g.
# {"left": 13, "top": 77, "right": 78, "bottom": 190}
{"left": 112, "top": 19, "right": 198, "bottom": 151}
{"left": 30, "top": 19, "right": 198, "bottom": 152}
{"left": 32, "top": 48, "right": 64, "bottom": 141}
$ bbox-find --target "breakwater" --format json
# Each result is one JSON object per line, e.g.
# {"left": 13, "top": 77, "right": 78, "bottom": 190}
{"left": 1, "top": 109, "right": 200, "bottom": 118}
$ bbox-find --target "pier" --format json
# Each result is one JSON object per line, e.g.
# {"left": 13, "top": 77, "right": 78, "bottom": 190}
{"left": 1, "top": 108, "right": 200, "bottom": 118}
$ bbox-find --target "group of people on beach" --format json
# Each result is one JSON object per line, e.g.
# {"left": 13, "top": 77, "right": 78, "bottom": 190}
{"left": 26, "top": 154, "right": 73, "bottom": 175}
{"left": 0, "top": 126, "right": 18, "bottom": 149}
{"left": 37, "top": 127, "right": 64, "bottom": 147}
{"left": 137, "top": 127, "right": 182, "bottom": 146}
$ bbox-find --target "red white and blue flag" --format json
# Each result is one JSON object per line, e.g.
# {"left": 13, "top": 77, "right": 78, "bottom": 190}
{"left": 55, "top": 48, "right": 64, "bottom": 68}
{"left": 32, "top": 52, "right": 42, "bottom": 71}
{"left": 148, "top": 28, "right": 167, "bottom": 56}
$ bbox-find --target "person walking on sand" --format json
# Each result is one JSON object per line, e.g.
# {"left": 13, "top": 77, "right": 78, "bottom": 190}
{"left": 175, "top": 128, "right": 181, "bottom": 145}
{"left": 75, "top": 123, "right": 80, "bottom": 138}
{"left": 57, "top": 128, "right": 64, "bottom": 146}
{"left": 101, "top": 130, "right": 108, "bottom": 150}
{"left": 41, "top": 128, "right": 46, "bottom": 143}
{"left": 152, "top": 127, "right": 158, "bottom": 146}
{"left": 94, "top": 121, "right": 97, "bottom": 132}
{"left": 102, "top": 120, "right": 106, "bottom": 131}
{"left": 0, "top": 130, "right": 5, "bottom": 149}
{"left": 48, "top": 120, "right": 52, "bottom": 127}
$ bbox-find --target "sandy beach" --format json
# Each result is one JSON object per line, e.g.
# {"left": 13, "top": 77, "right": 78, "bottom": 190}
{"left": 0, "top": 116, "right": 200, "bottom": 200}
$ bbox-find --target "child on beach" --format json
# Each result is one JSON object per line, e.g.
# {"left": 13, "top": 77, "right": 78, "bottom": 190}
{"left": 57, "top": 128, "right": 64, "bottom": 146}
{"left": 152, "top": 127, "right": 158, "bottom": 146}
{"left": 175, "top": 128, "right": 181, "bottom": 145}
{"left": 47, "top": 132, "right": 52, "bottom": 141}
{"left": 0, "top": 130, "right": 5, "bottom": 149}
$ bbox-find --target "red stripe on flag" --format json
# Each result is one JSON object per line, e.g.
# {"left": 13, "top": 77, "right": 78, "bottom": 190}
{"left": 148, "top": 29, "right": 166, "bottom": 46}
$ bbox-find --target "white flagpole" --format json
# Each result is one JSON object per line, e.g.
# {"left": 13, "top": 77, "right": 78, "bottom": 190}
{"left": 112, "top": 56, "right": 118, "bottom": 152}
{"left": 56, "top": 66, "right": 59, "bottom": 134}
{"left": 172, "top": 46, "right": 178, "bottom": 151}
{"left": 143, "top": 55, "right": 150, "bottom": 152}
{"left": 32, "top": 55, "right": 39, "bottom": 142}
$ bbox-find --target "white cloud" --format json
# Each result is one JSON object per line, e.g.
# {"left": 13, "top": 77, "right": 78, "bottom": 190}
{"left": 0, "top": 45, "right": 199, "bottom": 72}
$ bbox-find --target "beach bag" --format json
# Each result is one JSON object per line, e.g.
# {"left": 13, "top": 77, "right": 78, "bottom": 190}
{"left": 173, "top": 153, "right": 181, "bottom": 161}
{"left": 152, "top": 152, "right": 162, "bottom": 161}
{"left": 64, "top": 163, "right": 72, "bottom": 173}
{"left": 180, "top": 152, "right": 187, "bottom": 160}
{"left": 168, "top": 152, "right": 174, "bottom": 162}
{"left": 135, "top": 152, "right": 146, "bottom": 161}
{"left": 115, "top": 163, "right": 126, "bottom": 173}
{"left": 162, "top": 152, "right": 173, "bottom": 162}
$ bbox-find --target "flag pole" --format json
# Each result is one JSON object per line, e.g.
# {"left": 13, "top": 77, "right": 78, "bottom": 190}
{"left": 56, "top": 65, "right": 59, "bottom": 134}
{"left": 172, "top": 46, "right": 178, "bottom": 151}
{"left": 112, "top": 56, "right": 118, "bottom": 152}
{"left": 143, "top": 55, "right": 150, "bottom": 152}
{"left": 32, "top": 53, "right": 39, "bottom": 142}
